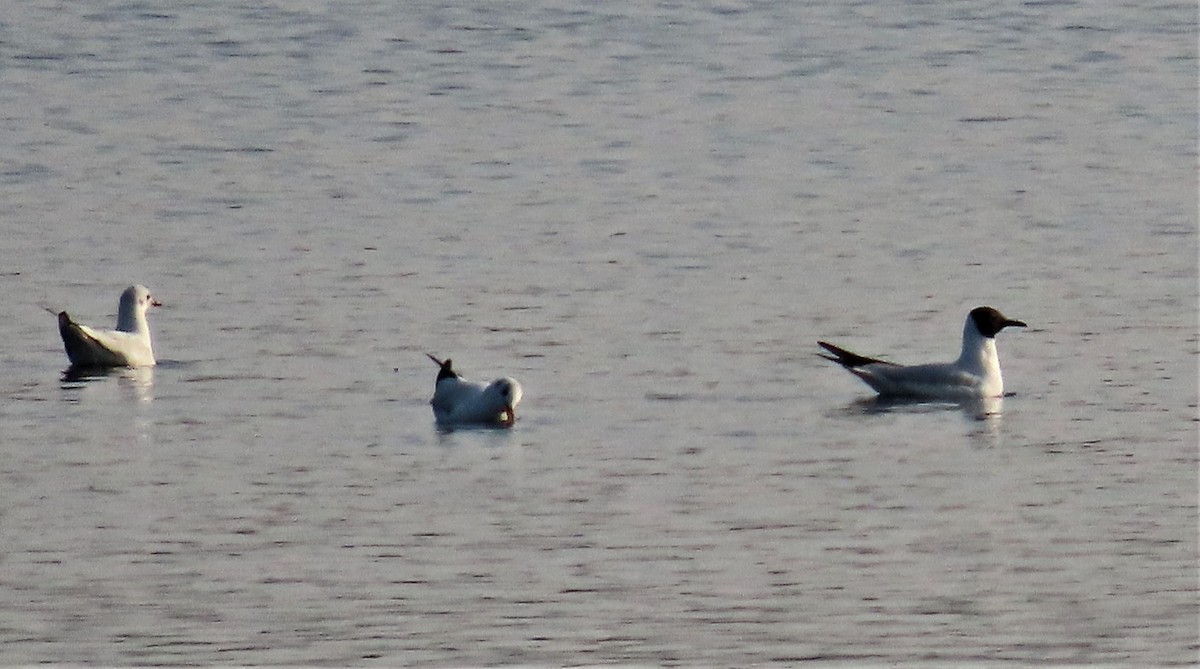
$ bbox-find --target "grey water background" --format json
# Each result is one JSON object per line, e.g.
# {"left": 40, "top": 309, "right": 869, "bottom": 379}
{"left": 0, "top": 0, "right": 1195, "bottom": 666}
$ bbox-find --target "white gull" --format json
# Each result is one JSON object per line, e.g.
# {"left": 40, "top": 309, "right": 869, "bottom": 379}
{"left": 818, "top": 306, "right": 1026, "bottom": 399}
{"left": 56, "top": 284, "right": 161, "bottom": 369}
{"left": 426, "top": 354, "right": 523, "bottom": 427}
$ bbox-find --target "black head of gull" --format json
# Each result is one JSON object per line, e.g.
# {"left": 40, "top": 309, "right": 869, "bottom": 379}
{"left": 969, "top": 306, "right": 1026, "bottom": 339}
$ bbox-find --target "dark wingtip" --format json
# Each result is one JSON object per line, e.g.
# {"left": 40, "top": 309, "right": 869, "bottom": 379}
{"left": 817, "top": 341, "right": 841, "bottom": 360}
{"left": 57, "top": 311, "right": 101, "bottom": 367}
{"left": 57, "top": 311, "right": 80, "bottom": 340}
{"left": 818, "top": 340, "right": 891, "bottom": 368}
{"left": 426, "top": 353, "right": 458, "bottom": 381}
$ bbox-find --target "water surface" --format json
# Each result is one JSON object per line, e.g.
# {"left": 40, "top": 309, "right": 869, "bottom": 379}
{"left": 0, "top": 1, "right": 1195, "bottom": 665}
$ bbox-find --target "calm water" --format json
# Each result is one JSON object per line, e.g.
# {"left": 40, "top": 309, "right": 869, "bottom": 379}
{"left": 0, "top": 1, "right": 1196, "bottom": 666}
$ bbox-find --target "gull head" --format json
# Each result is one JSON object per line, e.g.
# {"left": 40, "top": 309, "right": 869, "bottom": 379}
{"left": 121, "top": 284, "right": 161, "bottom": 312}
{"left": 969, "top": 306, "right": 1026, "bottom": 339}
{"left": 487, "top": 377, "right": 523, "bottom": 427}
{"left": 117, "top": 284, "right": 160, "bottom": 332}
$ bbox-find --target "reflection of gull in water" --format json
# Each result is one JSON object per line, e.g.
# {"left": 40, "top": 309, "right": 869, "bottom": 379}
{"left": 60, "top": 365, "right": 155, "bottom": 403}
{"left": 117, "top": 366, "right": 155, "bottom": 403}
{"left": 54, "top": 284, "right": 161, "bottom": 373}
{"left": 819, "top": 306, "right": 1026, "bottom": 399}
{"left": 846, "top": 394, "right": 1004, "bottom": 420}
{"left": 837, "top": 394, "right": 1007, "bottom": 446}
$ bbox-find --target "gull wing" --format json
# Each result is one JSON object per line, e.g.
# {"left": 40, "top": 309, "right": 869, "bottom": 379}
{"left": 817, "top": 341, "right": 896, "bottom": 369}
{"left": 58, "top": 312, "right": 130, "bottom": 367}
{"left": 57, "top": 312, "right": 154, "bottom": 367}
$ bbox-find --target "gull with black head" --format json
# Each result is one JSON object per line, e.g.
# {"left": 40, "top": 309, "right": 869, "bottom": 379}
{"left": 818, "top": 306, "right": 1026, "bottom": 399}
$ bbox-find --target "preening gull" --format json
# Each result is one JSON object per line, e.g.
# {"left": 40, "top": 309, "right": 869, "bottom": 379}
{"left": 426, "top": 353, "right": 523, "bottom": 427}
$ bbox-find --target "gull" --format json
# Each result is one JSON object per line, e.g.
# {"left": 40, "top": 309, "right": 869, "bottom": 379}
{"left": 55, "top": 284, "right": 161, "bottom": 369}
{"left": 818, "top": 306, "right": 1026, "bottom": 399}
{"left": 426, "top": 354, "right": 523, "bottom": 427}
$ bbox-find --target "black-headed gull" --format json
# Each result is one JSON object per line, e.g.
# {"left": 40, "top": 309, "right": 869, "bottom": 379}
{"left": 56, "top": 284, "right": 161, "bottom": 369}
{"left": 426, "top": 354, "right": 523, "bottom": 427}
{"left": 818, "top": 306, "right": 1026, "bottom": 399}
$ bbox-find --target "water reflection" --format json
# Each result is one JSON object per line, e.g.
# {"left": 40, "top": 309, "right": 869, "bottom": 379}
{"left": 116, "top": 367, "right": 155, "bottom": 403}
{"left": 61, "top": 364, "right": 115, "bottom": 385}
{"left": 434, "top": 420, "right": 519, "bottom": 443}
{"left": 60, "top": 365, "right": 155, "bottom": 403}
{"left": 844, "top": 394, "right": 1004, "bottom": 421}
{"left": 833, "top": 394, "right": 1007, "bottom": 446}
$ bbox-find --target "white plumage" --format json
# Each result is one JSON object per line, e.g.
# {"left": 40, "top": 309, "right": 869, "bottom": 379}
{"left": 426, "top": 354, "right": 523, "bottom": 427}
{"left": 56, "top": 284, "right": 161, "bottom": 369}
